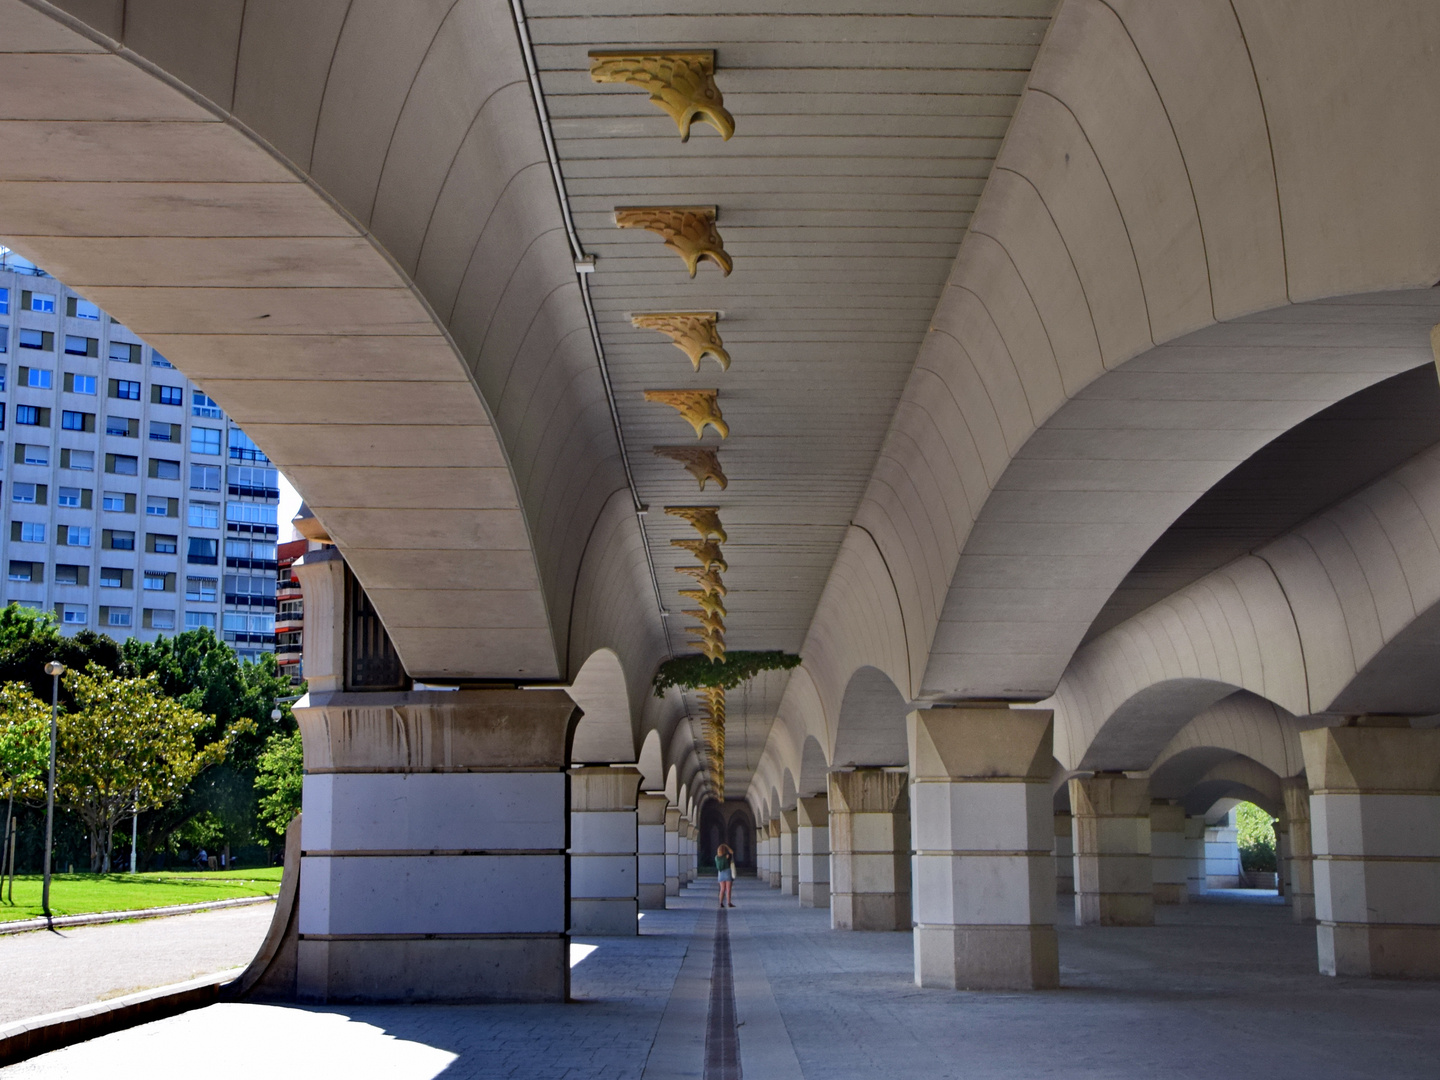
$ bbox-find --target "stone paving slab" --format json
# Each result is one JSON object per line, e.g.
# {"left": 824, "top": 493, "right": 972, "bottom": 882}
{"left": 7, "top": 879, "right": 1440, "bottom": 1079}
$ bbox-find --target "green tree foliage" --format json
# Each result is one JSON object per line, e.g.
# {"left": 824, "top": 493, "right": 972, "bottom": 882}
{"left": 0, "top": 604, "right": 125, "bottom": 704}
{"left": 652, "top": 651, "right": 802, "bottom": 696}
{"left": 0, "top": 682, "right": 49, "bottom": 806}
{"left": 1236, "top": 801, "right": 1277, "bottom": 872}
{"left": 56, "top": 664, "right": 254, "bottom": 872}
{"left": 254, "top": 729, "right": 303, "bottom": 838}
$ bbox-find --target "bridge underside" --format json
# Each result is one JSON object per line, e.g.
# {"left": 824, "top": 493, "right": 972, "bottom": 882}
{"left": 1, "top": 0, "right": 1440, "bottom": 1014}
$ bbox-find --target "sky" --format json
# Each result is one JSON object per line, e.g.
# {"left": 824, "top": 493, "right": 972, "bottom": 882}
{"left": 278, "top": 472, "right": 302, "bottom": 542}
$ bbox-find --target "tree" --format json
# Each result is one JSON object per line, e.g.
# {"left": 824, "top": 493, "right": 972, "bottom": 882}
{"left": 0, "top": 604, "right": 127, "bottom": 703}
{"left": 123, "top": 630, "right": 296, "bottom": 859}
{"left": 0, "top": 682, "right": 50, "bottom": 885}
{"left": 56, "top": 665, "right": 254, "bottom": 872}
{"left": 254, "top": 729, "right": 303, "bottom": 839}
{"left": 1236, "top": 801, "right": 1277, "bottom": 872}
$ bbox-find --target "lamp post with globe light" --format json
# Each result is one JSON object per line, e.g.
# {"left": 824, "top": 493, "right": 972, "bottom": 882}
{"left": 41, "top": 660, "right": 64, "bottom": 919}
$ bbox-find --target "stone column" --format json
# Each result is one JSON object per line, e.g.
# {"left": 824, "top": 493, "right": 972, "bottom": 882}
{"left": 757, "top": 821, "right": 770, "bottom": 882}
{"left": 1282, "top": 777, "right": 1315, "bottom": 923}
{"left": 682, "top": 821, "right": 695, "bottom": 883}
{"left": 908, "top": 707, "right": 1058, "bottom": 990}
{"left": 1302, "top": 723, "right": 1440, "bottom": 977}
{"left": 637, "top": 793, "right": 668, "bottom": 911}
{"left": 1070, "top": 774, "right": 1153, "bottom": 926}
{"left": 1184, "top": 815, "right": 1207, "bottom": 898}
{"left": 779, "top": 809, "right": 799, "bottom": 895}
{"left": 797, "top": 795, "right": 830, "bottom": 908}
{"left": 829, "top": 769, "right": 910, "bottom": 931}
{"left": 1054, "top": 812, "right": 1074, "bottom": 896}
{"left": 664, "top": 808, "right": 680, "bottom": 897}
{"left": 1150, "top": 801, "right": 1188, "bottom": 905}
{"left": 1273, "top": 814, "right": 1290, "bottom": 897}
{"left": 569, "top": 766, "right": 642, "bottom": 936}
{"left": 769, "top": 818, "right": 783, "bottom": 887}
{"left": 295, "top": 689, "right": 579, "bottom": 1003}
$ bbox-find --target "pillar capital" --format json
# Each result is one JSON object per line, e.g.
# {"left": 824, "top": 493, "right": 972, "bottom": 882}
{"left": 298, "top": 689, "right": 580, "bottom": 773}
{"left": 797, "top": 794, "right": 828, "bottom": 828}
{"left": 907, "top": 706, "right": 1052, "bottom": 782}
{"left": 569, "top": 765, "right": 643, "bottom": 811}
{"left": 291, "top": 549, "right": 346, "bottom": 694}
{"left": 828, "top": 768, "right": 909, "bottom": 815}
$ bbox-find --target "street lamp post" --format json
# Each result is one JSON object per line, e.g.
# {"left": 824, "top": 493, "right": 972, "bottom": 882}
{"left": 40, "top": 660, "right": 64, "bottom": 920}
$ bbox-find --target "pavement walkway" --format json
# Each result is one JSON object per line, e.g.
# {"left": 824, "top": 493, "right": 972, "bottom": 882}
{"left": 0, "top": 902, "right": 274, "bottom": 1024}
{"left": 5, "top": 879, "right": 1440, "bottom": 1079}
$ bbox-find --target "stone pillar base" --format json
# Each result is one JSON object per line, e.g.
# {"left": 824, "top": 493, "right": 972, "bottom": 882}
{"left": 1319, "top": 924, "right": 1440, "bottom": 979}
{"left": 571, "top": 898, "right": 638, "bottom": 936}
{"left": 799, "top": 881, "right": 830, "bottom": 908}
{"left": 297, "top": 936, "right": 568, "bottom": 1004}
{"left": 1076, "top": 892, "right": 1153, "bottom": 926}
{"left": 639, "top": 884, "right": 667, "bottom": 910}
{"left": 914, "top": 925, "right": 1059, "bottom": 991}
{"left": 1152, "top": 883, "right": 1188, "bottom": 905}
{"left": 834, "top": 892, "right": 909, "bottom": 931}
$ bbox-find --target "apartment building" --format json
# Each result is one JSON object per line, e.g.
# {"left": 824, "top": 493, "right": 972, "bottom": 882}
{"left": 0, "top": 252, "right": 280, "bottom": 660}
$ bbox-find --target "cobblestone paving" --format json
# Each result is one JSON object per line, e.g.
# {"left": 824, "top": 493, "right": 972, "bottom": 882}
{"left": 8, "top": 880, "right": 1440, "bottom": 1079}
{"left": 741, "top": 885, "right": 1440, "bottom": 1080}
{"left": 1, "top": 897, "right": 705, "bottom": 1080}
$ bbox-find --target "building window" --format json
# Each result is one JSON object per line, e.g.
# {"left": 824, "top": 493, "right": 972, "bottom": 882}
{"left": 69, "top": 374, "right": 96, "bottom": 395}
{"left": 102, "top": 491, "right": 125, "bottom": 512}
{"left": 106, "top": 530, "right": 135, "bottom": 551}
{"left": 0, "top": 288, "right": 7, "bottom": 315}
{"left": 0, "top": 335, "right": 7, "bottom": 357}
{"left": 108, "top": 454, "right": 138, "bottom": 476}
{"left": 112, "top": 380, "right": 140, "bottom": 401}
{"left": 151, "top": 351, "right": 173, "bottom": 368}
{"left": 108, "top": 342, "right": 139, "bottom": 363}
{"left": 21, "top": 445, "right": 47, "bottom": 466}
{"left": 148, "top": 420, "right": 175, "bottom": 442}
{"left": 25, "top": 368, "right": 50, "bottom": 389}
{"left": 147, "top": 609, "right": 176, "bottom": 630}
{"left": 100, "top": 568, "right": 124, "bottom": 588}
{"left": 226, "top": 573, "right": 276, "bottom": 599}
{"left": 190, "top": 427, "right": 221, "bottom": 456}
{"left": 71, "top": 299, "right": 100, "bottom": 321}
{"left": 57, "top": 486, "right": 80, "bottom": 508}
{"left": 149, "top": 534, "right": 178, "bottom": 555}
{"left": 66, "top": 449, "right": 93, "bottom": 472}
{"left": 228, "top": 465, "right": 279, "bottom": 493}
{"left": 192, "top": 392, "right": 222, "bottom": 419}
{"left": 185, "top": 577, "right": 217, "bottom": 602}
{"left": 184, "top": 611, "right": 216, "bottom": 631}
{"left": 15, "top": 406, "right": 41, "bottom": 427}
{"left": 143, "top": 572, "right": 167, "bottom": 592}
{"left": 145, "top": 496, "right": 169, "bottom": 517}
{"left": 106, "top": 608, "right": 131, "bottom": 627}
{"left": 18, "top": 330, "right": 52, "bottom": 351}
{"left": 190, "top": 464, "right": 221, "bottom": 491}
{"left": 64, "top": 526, "right": 91, "bottom": 547}
{"left": 226, "top": 502, "right": 278, "bottom": 526}
{"left": 228, "top": 429, "right": 268, "bottom": 463}
{"left": 151, "top": 459, "right": 181, "bottom": 480}
{"left": 61, "top": 605, "right": 86, "bottom": 625}
{"left": 63, "top": 335, "right": 96, "bottom": 357}
{"left": 54, "top": 564, "right": 82, "bottom": 586}
{"left": 105, "top": 415, "right": 132, "bottom": 437}
{"left": 18, "top": 522, "right": 44, "bottom": 543}
{"left": 29, "top": 293, "right": 55, "bottom": 314}
{"left": 0, "top": 363, "right": 7, "bottom": 387}
{"left": 12, "top": 483, "right": 36, "bottom": 504}
{"left": 61, "top": 411, "right": 90, "bottom": 432}
{"left": 7, "top": 561, "right": 32, "bottom": 582}
{"left": 188, "top": 501, "right": 219, "bottom": 529}
{"left": 154, "top": 385, "right": 183, "bottom": 407}
{"left": 188, "top": 537, "right": 219, "bottom": 565}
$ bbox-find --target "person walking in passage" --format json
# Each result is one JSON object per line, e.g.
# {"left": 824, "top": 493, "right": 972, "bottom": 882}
{"left": 716, "top": 843, "right": 736, "bottom": 908}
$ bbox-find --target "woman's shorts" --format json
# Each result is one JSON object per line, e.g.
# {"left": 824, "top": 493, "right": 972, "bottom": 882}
{"left": 717, "top": 869, "right": 733, "bottom": 882}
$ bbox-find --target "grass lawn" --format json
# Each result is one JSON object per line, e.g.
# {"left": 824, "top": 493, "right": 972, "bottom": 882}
{"left": 0, "top": 867, "right": 282, "bottom": 922}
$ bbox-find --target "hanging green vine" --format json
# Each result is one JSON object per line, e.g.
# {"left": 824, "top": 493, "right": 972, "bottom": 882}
{"left": 652, "top": 650, "right": 802, "bottom": 697}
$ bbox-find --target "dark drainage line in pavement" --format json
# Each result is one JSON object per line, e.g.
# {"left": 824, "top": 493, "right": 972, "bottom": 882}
{"left": 705, "top": 908, "right": 740, "bottom": 1079}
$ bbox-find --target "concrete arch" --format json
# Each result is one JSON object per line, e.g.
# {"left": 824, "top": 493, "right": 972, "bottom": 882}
{"left": 1151, "top": 749, "right": 1285, "bottom": 820}
{"left": 1149, "top": 692, "right": 1305, "bottom": 784}
{"left": 1052, "top": 442, "right": 1440, "bottom": 769}
{"left": 568, "top": 648, "right": 636, "bottom": 765}
{"left": 663, "top": 765, "right": 678, "bottom": 808}
{"left": 818, "top": 0, "right": 1440, "bottom": 703}
{"left": 798, "top": 736, "right": 829, "bottom": 799}
{"left": 0, "top": 1, "right": 671, "bottom": 690}
{"left": 832, "top": 666, "right": 910, "bottom": 769}
{"left": 638, "top": 729, "right": 663, "bottom": 793}
{"left": 781, "top": 770, "right": 798, "bottom": 813}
